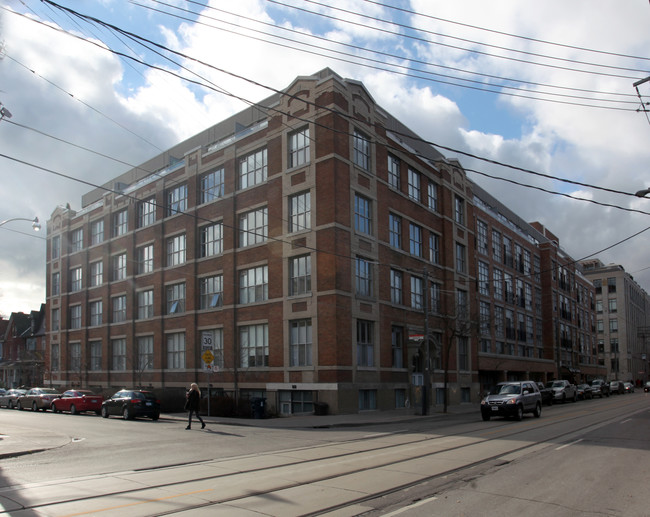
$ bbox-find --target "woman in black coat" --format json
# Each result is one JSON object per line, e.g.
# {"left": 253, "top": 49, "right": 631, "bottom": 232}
{"left": 185, "top": 383, "right": 205, "bottom": 430}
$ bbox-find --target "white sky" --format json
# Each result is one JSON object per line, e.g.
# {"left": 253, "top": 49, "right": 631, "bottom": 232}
{"left": 1, "top": 0, "right": 650, "bottom": 318}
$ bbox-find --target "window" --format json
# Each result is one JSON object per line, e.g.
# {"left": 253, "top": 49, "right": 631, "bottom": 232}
{"left": 69, "top": 342, "right": 81, "bottom": 372}
{"left": 289, "top": 127, "right": 310, "bottom": 168}
{"left": 240, "top": 324, "right": 268, "bottom": 367}
{"left": 111, "top": 338, "right": 126, "bottom": 371}
{"left": 388, "top": 153, "right": 400, "bottom": 189}
{"left": 239, "top": 208, "right": 268, "bottom": 247}
{"left": 51, "top": 308, "right": 60, "bottom": 332}
{"left": 239, "top": 148, "right": 267, "bottom": 189}
{"left": 137, "top": 197, "right": 156, "bottom": 228}
{"left": 90, "top": 219, "right": 104, "bottom": 245}
{"left": 494, "top": 306, "right": 504, "bottom": 338}
{"left": 290, "top": 255, "right": 311, "bottom": 296}
{"left": 407, "top": 168, "right": 420, "bottom": 201}
{"left": 478, "top": 261, "right": 489, "bottom": 296}
{"left": 458, "top": 336, "right": 469, "bottom": 370}
{"left": 70, "top": 228, "right": 83, "bottom": 252}
{"left": 607, "top": 277, "right": 616, "bottom": 293}
{"left": 454, "top": 195, "right": 465, "bottom": 225}
{"left": 608, "top": 298, "right": 617, "bottom": 313}
{"left": 354, "top": 194, "right": 372, "bottom": 235}
{"left": 411, "top": 276, "right": 423, "bottom": 309}
{"left": 70, "top": 305, "right": 82, "bottom": 329}
{"left": 239, "top": 266, "right": 268, "bottom": 304}
{"left": 477, "top": 220, "right": 488, "bottom": 255}
{"left": 137, "top": 289, "right": 154, "bottom": 319}
{"left": 493, "top": 268, "right": 503, "bottom": 300}
{"left": 357, "top": 319, "right": 374, "bottom": 367}
{"left": 455, "top": 242, "right": 466, "bottom": 273}
{"left": 166, "top": 234, "right": 186, "bottom": 266}
{"left": 409, "top": 223, "right": 422, "bottom": 256}
{"left": 165, "top": 184, "right": 188, "bottom": 216}
{"left": 112, "top": 253, "right": 127, "bottom": 281}
{"left": 290, "top": 319, "right": 312, "bottom": 366}
{"left": 353, "top": 129, "right": 370, "bottom": 170}
{"left": 166, "top": 283, "right": 186, "bottom": 314}
{"left": 359, "top": 389, "right": 377, "bottom": 410}
{"left": 89, "top": 341, "right": 101, "bottom": 371}
{"left": 389, "top": 213, "right": 401, "bottom": 248}
{"left": 289, "top": 191, "right": 311, "bottom": 232}
{"left": 51, "top": 343, "right": 60, "bottom": 371}
{"left": 390, "top": 269, "right": 403, "bottom": 305}
{"left": 112, "top": 295, "right": 127, "bottom": 322}
{"left": 480, "top": 301, "right": 490, "bottom": 335}
{"left": 430, "top": 283, "right": 441, "bottom": 313}
{"left": 52, "top": 272, "right": 60, "bottom": 296}
{"left": 167, "top": 332, "right": 186, "bottom": 369}
{"left": 457, "top": 289, "right": 468, "bottom": 319}
{"left": 70, "top": 267, "right": 82, "bottom": 292}
{"left": 195, "top": 222, "right": 223, "bottom": 257}
{"left": 429, "top": 234, "right": 440, "bottom": 264}
{"left": 355, "top": 257, "right": 373, "bottom": 297}
{"left": 597, "top": 319, "right": 604, "bottom": 333}
{"left": 112, "top": 209, "right": 128, "bottom": 237}
{"left": 138, "top": 336, "right": 154, "bottom": 371}
{"left": 52, "top": 235, "right": 60, "bottom": 259}
{"left": 90, "top": 261, "right": 103, "bottom": 287}
{"left": 200, "top": 168, "right": 225, "bottom": 203}
{"left": 609, "top": 318, "right": 618, "bottom": 333}
{"left": 428, "top": 182, "right": 439, "bottom": 211}
{"left": 89, "top": 300, "right": 102, "bottom": 326}
{"left": 137, "top": 244, "right": 154, "bottom": 274}
{"left": 492, "top": 230, "right": 502, "bottom": 262}
{"left": 593, "top": 279, "right": 602, "bottom": 294}
{"left": 392, "top": 326, "right": 403, "bottom": 368}
{"left": 199, "top": 275, "right": 223, "bottom": 309}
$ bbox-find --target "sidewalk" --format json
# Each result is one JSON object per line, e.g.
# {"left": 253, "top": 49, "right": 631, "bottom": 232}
{"left": 0, "top": 404, "right": 479, "bottom": 459}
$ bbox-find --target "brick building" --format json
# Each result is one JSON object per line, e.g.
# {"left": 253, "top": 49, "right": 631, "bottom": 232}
{"left": 45, "top": 69, "right": 601, "bottom": 414}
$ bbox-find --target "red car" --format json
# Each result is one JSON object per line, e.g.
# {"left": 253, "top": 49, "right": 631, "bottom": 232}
{"left": 51, "top": 390, "right": 104, "bottom": 415}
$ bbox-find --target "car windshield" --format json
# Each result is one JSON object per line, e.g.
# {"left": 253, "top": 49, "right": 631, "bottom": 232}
{"left": 551, "top": 381, "right": 565, "bottom": 388}
{"left": 492, "top": 384, "right": 521, "bottom": 395}
{"left": 40, "top": 389, "right": 60, "bottom": 394}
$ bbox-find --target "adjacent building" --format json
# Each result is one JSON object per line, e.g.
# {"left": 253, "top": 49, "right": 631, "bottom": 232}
{"left": 580, "top": 259, "right": 650, "bottom": 384}
{"left": 0, "top": 306, "right": 46, "bottom": 388}
{"left": 45, "top": 69, "right": 602, "bottom": 414}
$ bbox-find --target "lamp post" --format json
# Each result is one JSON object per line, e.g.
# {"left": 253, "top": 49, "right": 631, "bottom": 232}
{"left": 0, "top": 217, "right": 41, "bottom": 231}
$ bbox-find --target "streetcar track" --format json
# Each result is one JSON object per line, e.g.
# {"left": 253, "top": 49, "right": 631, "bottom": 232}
{"left": 1, "top": 399, "right": 641, "bottom": 516}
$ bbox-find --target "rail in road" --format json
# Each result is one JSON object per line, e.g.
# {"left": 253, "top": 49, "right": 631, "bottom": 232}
{"left": 0, "top": 397, "right": 645, "bottom": 516}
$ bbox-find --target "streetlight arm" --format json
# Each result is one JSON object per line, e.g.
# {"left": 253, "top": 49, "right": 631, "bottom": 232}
{"left": 0, "top": 217, "right": 40, "bottom": 231}
{"left": 635, "top": 188, "right": 650, "bottom": 198}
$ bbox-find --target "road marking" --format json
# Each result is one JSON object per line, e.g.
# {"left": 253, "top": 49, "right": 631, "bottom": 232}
{"left": 60, "top": 488, "right": 213, "bottom": 517}
{"left": 620, "top": 419, "right": 632, "bottom": 424}
{"left": 382, "top": 496, "right": 439, "bottom": 516}
{"left": 555, "top": 439, "right": 583, "bottom": 450}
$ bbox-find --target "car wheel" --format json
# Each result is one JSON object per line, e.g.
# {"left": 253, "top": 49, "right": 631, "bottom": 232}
{"left": 573, "top": 393, "right": 577, "bottom": 403}
{"left": 70, "top": 404, "right": 77, "bottom": 415}
{"left": 151, "top": 412, "right": 160, "bottom": 421}
{"left": 16, "top": 401, "right": 22, "bottom": 410}
{"left": 122, "top": 406, "right": 133, "bottom": 420}
{"left": 533, "top": 402, "right": 541, "bottom": 418}
{"left": 481, "top": 412, "right": 490, "bottom": 421}
{"left": 32, "top": 402, "right": 38, "bottom": 412}
{"left": 8, "top": 401, "right": 13, "bottom": 409}
{"left": 101, "top": 406, "right": 109, "bottom": 418}
{"left": 52, "top": 403, "right": 59, "bottom": 413}
{"left": 515, "top": 405, "right": 524, "bottom": 421}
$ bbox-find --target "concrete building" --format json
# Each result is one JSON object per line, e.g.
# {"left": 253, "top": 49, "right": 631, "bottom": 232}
{"left": 580, "top": 259, "right": 650, "bottom": 384}
{"left": 45, "top": 69, "right": 601, "bottom": 414}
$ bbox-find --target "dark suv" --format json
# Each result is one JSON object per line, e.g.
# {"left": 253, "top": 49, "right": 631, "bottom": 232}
{"left": 481, "top": 381, "right": 542, "bottom": 421}
{"left": 101, "top": 390, "right": 160, "bottom": 420}
{"left": 590, "top": 379, "right": 610, "bottom": 398}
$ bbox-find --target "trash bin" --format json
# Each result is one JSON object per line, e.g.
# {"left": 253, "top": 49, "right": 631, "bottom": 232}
{"left": 250, "top": 397, "right": 266, "bottom": 419}
{"left": 313, "top": 401, "right": 328, "bottom": 416}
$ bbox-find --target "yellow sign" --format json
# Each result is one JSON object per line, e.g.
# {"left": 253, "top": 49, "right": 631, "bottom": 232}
{"left": 202, "top": 349, "right": 214, "bottom": 365}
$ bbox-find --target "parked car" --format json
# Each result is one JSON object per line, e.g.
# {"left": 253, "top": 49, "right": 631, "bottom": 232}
{"left": 101, "top": 390, "right": 160, "bottom": 420}
{"left": 536, "top": 382, "right": 554, "bottom": 406}
{"left": 546, "top": 380, "right": 577, "bottom": 403}
{"left": 481, "top": 381, "right": 542, "bottom": 421}
{"left": 0, "top": 388, "right": 27, "bottom": 409}
{"left": 590, "top": 379, "right": 610, "bottom": 398}
{"left": 623, "top": 382, "right": 635, "bottom": 393}
{"left": 644, "top": 381, "right": 650, "bottom": 393}
{"left": 51, "top": 390, "right": 104, "bottom": 415}
{"left": 577, "top": 384, "right": 593, "bottom": 400}
{"left": 0, "top": 388, "right": 6, "bottom": 397}
{"left": 16, "top": 388, "right": 60, "bottom": 411}
{"left": 609, "top": 380, "right": 625, "bottom": 394}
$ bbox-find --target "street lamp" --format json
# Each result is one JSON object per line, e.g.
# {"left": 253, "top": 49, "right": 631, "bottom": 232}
{"left": 0, "top": 103, "right": 12, "bottom": 122}
{"left": 0, "top": 216, "right": 41, "bottom": 231}
{"left": 635, "top": 188, "right": 650, "bottom": 198}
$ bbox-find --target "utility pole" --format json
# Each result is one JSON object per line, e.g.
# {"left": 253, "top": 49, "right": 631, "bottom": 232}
{"left": 422, "top": 268, "right": 430, "bottom": 415}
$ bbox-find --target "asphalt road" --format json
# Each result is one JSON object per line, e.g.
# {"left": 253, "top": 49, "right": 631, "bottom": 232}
{"left": 0, "top": 393, "right": 648, "bottom": 516}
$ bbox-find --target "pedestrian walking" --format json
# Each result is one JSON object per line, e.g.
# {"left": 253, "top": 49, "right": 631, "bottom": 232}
{"left": 185, "top": 383, "right": 205, "bottom": 430}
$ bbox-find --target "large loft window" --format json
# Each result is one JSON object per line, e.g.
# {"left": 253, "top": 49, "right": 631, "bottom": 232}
{"left": 239, "top": 266, "right": 268, "bottom": 304}
{"left": 289, "top": 127, "right": 310, "bottom": 168}
{"left": 112, "top": 209, "right": 128, "bottom": 237}
{"left": 166, "top": 283, "right": 186, "bottom": 314}
{"left": 239, "top": 148, "right": 267, "bottom": 189}
{"left": 166, "top": 234, "right": 186, "bottom": 266}
{"left": 289, "top": 191, "right": 310, "bottom": 232}
{"left": 239, "top": 208, "right": 267, "bottom": 247}
{"left": 137, "top": 197, "right": 156, "bottom": 228}
{"left": 200, "top": 223, "right": 223, "bottom": 257}
{"left": 200, "top": 275, "right": 223, "bottom": 309}
{"left": 201, "top": 168, "right": 225, "bottom": 203}
{"left": 165, "top": 184, "right": 187, "bottom": 216}
{"left": 353, "top": 130, "right": 370, "bottom": 171}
